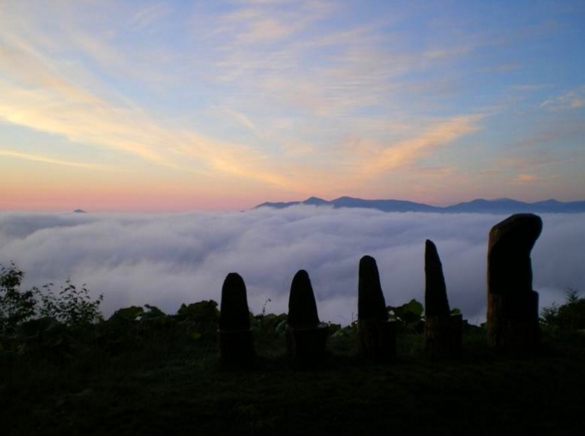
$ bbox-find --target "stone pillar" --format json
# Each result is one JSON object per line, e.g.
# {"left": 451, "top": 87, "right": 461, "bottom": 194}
{"left": 286, "top": 270, "right": 328, "bottom": 360}
{"left": 424, "top": 239, "right": 461, "bottom": 357}
{"left": 218, "top": 273, "right": 254, "bottom": 363}
{"left": 487, "top": 214, "right": 542, "bottom": 352}
{"left": 357, "top": 255, "right": 396, "bottom": 360}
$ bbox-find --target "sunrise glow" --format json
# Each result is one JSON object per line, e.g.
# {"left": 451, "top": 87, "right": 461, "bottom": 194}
{"left": 1, "top": 0, "right": 584, "bottom": 211}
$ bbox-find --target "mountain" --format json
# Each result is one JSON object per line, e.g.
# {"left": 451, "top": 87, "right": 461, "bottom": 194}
{"left": 446, "top": 198, "right": 530, "bottom": 213}
{"left": 329, "top": 196, "right": 438, "bottom": 212}
{"left": 254, "top": 197, "right": 585, "bottom": 214}
{"left": 73, "top": 209, "right": 87, "bottom": 214}
{"left": 446, "top": 198, "right": 585, "bottom": 213}
{"left": 256, "top": 196, "right": 436, "bottom": 212}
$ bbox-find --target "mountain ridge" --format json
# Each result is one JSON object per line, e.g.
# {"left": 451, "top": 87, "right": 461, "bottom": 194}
{"left": 254, "top": 197, "right": 585, "bottom": 214}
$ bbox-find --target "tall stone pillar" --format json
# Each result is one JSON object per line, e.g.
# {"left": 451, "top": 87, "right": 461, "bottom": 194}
{"left": 218, "top": 273, "right": 255, "bottom": 363}
{"left": 287, "top": 270, "right": 328, "bottom": 360}
{"left": 424, "top": 239, "right": 462, "bottom": 357}
{"left": 357, "top": 255, "right": 396, "bottom": 360}
{"left": 487, "top": 214, "right": 542, "bottom": 351}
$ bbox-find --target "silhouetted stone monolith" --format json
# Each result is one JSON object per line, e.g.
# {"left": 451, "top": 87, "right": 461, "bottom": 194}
{"left": 487, "top": 214, "right": 542, "bottom": 352}
{"left": 288, "top": 270, "right": 320, "bottom": 328}
{"left": 357, "top": 255, "right": 396, "bottom": 360}
{"left": 218, "top": 273, "right": 254, "bottom": 363}
{"left": 425, "top": 240, "right": 450, "bottom": 318}
{"left": 424, "top": 240, "right": 462, "bottom": 357}
{"left": 286, "top": 270, "right": 328, "bottom": 360}
{"left": 358, "top": 256, "right": 389, "bottom": 321}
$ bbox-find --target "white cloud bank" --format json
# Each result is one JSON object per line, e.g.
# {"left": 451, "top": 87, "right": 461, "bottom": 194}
{"left": 1, "top": 208, "right": 583, "bottom": 325}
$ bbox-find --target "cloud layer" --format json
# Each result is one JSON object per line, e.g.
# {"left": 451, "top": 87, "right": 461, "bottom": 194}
{"left": 1, "top": 208, "right": 583, "bottom": 325}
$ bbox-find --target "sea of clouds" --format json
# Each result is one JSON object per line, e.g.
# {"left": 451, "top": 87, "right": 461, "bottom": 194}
{"left": 0, "top": 207, "right": 583, "bottom": 325}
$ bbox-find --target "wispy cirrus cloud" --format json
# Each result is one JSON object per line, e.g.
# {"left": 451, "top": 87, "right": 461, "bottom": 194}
{"left": 1, "top": 1, "right": 583, "bottom": 210}
{"left": 0, "top": 150, "right": 106, "bottom": 170}
{"left": 540, "top": 86, "right": 585, "bottom": 111}
{"left": 0, "top": 0, "right": 488, "bottom": 200}
{"left": 0, "top": 15, "right": 311, "bottom": 192}
{"left": 221, "top": 0, "right": 334, "bottom": 42}
{"left": 513, "top": 173, "right": 537, "bottom": 183}
{"left": 355, "top": 114, "right": 484, "bottom": 176}
{"left": 131, "top": 2, "right": 172, "bottom": 30}
{"left": 199, "top": 1, "right": 480, "bottom": 118}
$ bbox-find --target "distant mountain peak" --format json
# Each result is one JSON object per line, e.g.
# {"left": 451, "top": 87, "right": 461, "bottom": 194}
{"left": 303, "top": 196, "right": 328, "bottom": 204}
{"left": 73, "top": 209, "right": 87, "bottom": 214}
{"left": 491, "top": 197, "right": 516, "bottom": 202}
{"left": 333, "top": 195, "right": 359, "bottom": 201}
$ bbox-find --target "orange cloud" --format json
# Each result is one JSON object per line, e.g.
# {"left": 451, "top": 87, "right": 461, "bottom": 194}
{"left": 0, "top": 36, "right": 308, "bottom": 192}
{"left": 0, "top": 150, "right": 105, "bottom": 169}
{"left": 357, "top": 114, "right": 484, "bottom": 175}
{"left": 514, "top": 174, "right": 537, "bottom": 183}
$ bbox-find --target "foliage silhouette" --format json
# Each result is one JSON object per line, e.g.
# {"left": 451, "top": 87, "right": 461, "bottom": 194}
{"left": 1, "top": 263, "right": 103, "bottom": 333}
{"left": 2, "top": 263, "right": 585, "bottom": 434}
{"left": 0, "top": 264, "right": 37, "bottom": 334}
{"left": 540, "top": 288, "right": 584, "bottom": 333}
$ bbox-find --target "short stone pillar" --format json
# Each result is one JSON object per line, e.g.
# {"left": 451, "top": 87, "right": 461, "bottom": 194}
{"left": 487, "top": 214, "right": 542, "bottom": 352}
{"left": 286, "top": 270, "right": 328, "bottom": 360}
{"left": 218, "top": 273, "right": 255, "bottom": 363}
{"left": 424, "top": 239, "right": 462, "bottom": 357}
{"left": 357, "top": 255, "right": 396, "bottom": 361}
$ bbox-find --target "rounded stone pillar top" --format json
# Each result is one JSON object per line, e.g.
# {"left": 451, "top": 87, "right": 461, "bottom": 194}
{"left": 219, "top": 272, "right": 251, "bottom": 331}
{"left": 288, "top": 269, "right": 320, "bottom": 329}
{"left": 488, "top": 213, "right": 543, "bottom": 254}
{"left": 425, "top": 239, "right": 450, "bottom": 318}
{"left": 358, "top": 255, "right": 388, "bottom": 321}
{"left": 487, "top": 213, "right": 542, "bottom": 297}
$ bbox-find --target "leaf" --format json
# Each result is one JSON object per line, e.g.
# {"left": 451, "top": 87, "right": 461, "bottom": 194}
{"left": 450, "top": 308, "right": 462, "bottom": 316}
{"left": 402, "top": 299, "right": 424, "bottom": 317}
{"left": 109, "top": 306, "right": 144, "bottom": 322}
{"left": 177, "top": 300, "right": 219, "bottom": 323}
{"left": 275, "top": 319, "right": 287, "bottom": 334}
{"left": 191, "top": 331, "right": 202, "bottom": 340}
{"left": 143, "top": 304, "right": 166, "bottom": 318}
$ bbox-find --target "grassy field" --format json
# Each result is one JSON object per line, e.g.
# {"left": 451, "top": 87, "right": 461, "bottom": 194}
{"left": 2, "top": 323, "right": 585, "bottom": 435}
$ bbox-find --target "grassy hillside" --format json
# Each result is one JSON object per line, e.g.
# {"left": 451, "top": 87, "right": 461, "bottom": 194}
{"left": 2, "top": 265, "right": 585, "bottom": 434}
{"left": 2, "top": 320, "right": 585, "bottom": 435}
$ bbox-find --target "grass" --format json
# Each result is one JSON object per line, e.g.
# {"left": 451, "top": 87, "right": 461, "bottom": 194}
{"left": 2, "top": 325, "right": 585, "bottom": 435}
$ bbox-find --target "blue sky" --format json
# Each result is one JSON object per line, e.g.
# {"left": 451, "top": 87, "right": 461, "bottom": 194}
{"left": 0, "top": 0, "right": 584, "bottom": 211}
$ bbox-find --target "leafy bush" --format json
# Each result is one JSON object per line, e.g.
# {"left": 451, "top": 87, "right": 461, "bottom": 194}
{"left": 253, "top": 313, "right": 287, "bottom": 339}
{"left": 109, "top": 305, "right": 145, "bottom": 323}
{"left": 0, "top": 264, "right": 39, "bottom": 334}
{"left": 177, "top": 300, "right": 219, "bottom": 324}
{"left": 39, "top": 280, "right": 103, "bottom": 326}
{"left": 330, "top": 321, "right": 357, "bottom": 338}
{"left": 177, "top": 300, "right": 220, "bottom": 337}
{"left": 1, "top": 263, "right": 103, "bottom": 334}
{"left": 15, "top": 317, "right": 79, "bottom": 361}
{"left": 387, "top": 299, "right": 425, "bottom": 333}
{"left": 540, "top": 288, "right": 585, "bottom": 333}
{"left": 540, "top": 303, "right": 560, "bottom": 329}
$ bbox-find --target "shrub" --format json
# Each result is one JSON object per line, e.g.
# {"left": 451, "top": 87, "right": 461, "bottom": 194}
{"left": 0, "top": 264, "right": 39, "bottom": 334}
{"left": 38, "top": 279, "right": 103, "bottom": 326}
{"left": 387, "top": 299, "right": 425, "bottom": 333}
{"left": 557, "top": 289, "right": 585, "bottom": 331}
{"left": 0, "top": 263, "right": 103, "bottom": 333}
{"left": 540, "top": 288, "right": 585, "bottom": 332}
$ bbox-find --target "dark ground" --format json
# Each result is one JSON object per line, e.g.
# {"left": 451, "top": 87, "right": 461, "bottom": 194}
{"left": 2, "top": 328, "right": 585, "bottom": 435}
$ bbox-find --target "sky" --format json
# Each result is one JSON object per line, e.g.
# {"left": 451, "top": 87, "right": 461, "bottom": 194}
{"left": 0, "top": 0, "right": 584, "bottom": 212}
{"left": 1, "top": 208, "right": 583, "bottom": 324}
